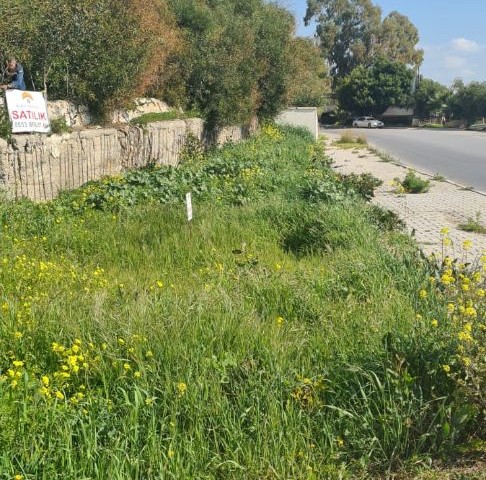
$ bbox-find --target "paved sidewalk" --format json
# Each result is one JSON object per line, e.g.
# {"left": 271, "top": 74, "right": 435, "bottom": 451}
{"left": 325, "top": 132, "right": 486, "bottom": 263}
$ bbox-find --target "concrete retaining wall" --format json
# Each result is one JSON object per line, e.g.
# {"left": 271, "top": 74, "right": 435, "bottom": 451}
{"left": 0, "top": 118, "right": 248, "bottom": 201}
{"left": 276, "top": 107, "right": 319, "bottom": 140}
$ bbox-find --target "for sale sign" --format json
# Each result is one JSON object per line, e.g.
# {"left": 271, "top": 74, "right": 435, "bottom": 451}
{"left": 5, "top": 90, "right": 50, "bottom": 133}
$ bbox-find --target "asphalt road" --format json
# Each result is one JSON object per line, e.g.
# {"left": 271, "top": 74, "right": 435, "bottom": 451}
{"left": 322, "top": 127, "right": 486, "bottom": 193}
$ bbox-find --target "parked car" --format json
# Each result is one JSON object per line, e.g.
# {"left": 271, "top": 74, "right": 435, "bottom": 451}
{"left": 468, "top": 123, "right": 486, "bottom": 132}
{"left": 352, "top": 116, "right": 384, "bottom": 128}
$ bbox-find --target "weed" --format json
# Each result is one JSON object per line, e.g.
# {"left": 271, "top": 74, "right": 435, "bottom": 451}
{"left": 338, "top": 130, "right": 355, "bottom": 144}
{"left": 130, "top": 110, "right": 199, "bottom": 126}
{"left": 49, "top": 117, "right": 72, "bottom": 135}
{"left": 432, "top": 173, "right": 446, "bottom": 182}
{"left": 367, "top": 205, "right": 405, "bottom": 231}
{"left": 459, "top": 212, "right": 486, "bottom": 234}
{"left": 337, "top": 172, "right": 383, "bottom": 201}
{"left": 396, "top": 170, "right": 430, "bottom": 194}
{"left": 333, "top": 131, "right": 367, "bottom": 149}
{"left": 369, "top": 147, "right": 396, "bottom": 163}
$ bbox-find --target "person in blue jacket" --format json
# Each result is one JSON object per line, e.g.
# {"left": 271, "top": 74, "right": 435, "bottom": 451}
{"left": 1, "top": 57, "right": 26, "bottom": 91}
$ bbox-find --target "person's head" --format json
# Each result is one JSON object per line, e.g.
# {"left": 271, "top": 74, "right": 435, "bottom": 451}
{"left": 6, "top": 57, "right": 17, "bottom": 72}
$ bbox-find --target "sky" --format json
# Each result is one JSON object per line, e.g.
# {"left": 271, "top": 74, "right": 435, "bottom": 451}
{"left": 278, "top": 0, "right": 486, "bottom": 86}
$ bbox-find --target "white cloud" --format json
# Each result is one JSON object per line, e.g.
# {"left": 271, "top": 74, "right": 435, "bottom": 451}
{"left": 418, "top": 44, "right": 483, "bottom": 85}
{"left": 451, "top": 38, "right": 481, "bottom": 53}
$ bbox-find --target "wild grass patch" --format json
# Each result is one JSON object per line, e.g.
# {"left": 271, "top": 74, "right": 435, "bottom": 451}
{"left": 0, "top": 125, "right": 483, "bottom": 479}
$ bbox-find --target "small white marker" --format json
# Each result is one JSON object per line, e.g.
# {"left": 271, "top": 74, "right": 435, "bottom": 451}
{"left": 186, "top": 192, "right": 193, "bottom": 222}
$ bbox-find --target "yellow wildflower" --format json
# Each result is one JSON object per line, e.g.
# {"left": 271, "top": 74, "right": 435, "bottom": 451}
{"left": 177, "top": 382, "right": 187, "bottom": 396}
{"left": 55, "top": 391, "right": 64, "bottom": 400}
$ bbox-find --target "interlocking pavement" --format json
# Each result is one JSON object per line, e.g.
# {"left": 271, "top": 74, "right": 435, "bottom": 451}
{"left": 325, "top": 132, "right": 486, "bottom": 263}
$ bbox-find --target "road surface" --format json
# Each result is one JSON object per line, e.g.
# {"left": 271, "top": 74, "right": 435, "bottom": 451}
{"left": 322, "top": 128, "right": 486, "bottom": 193}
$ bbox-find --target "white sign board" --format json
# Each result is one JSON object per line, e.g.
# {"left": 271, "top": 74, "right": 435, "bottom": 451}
{"left": 186, "top": 192, "right": 193, "bottom": 221}
{"left": 5, "top": 90, "right": 50, "bottom": 133}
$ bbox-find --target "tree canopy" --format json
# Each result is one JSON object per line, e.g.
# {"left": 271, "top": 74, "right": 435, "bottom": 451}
{"left": 413, "top": 78, "right": 450, "bottom": 119}
{"left": 336, "top": 57, "right": 414, "bottom": 116}
{"left": 448, "top": 80, "right": 486, "bottom": 124}
{"left": 1, "top": 0, "right": 321, "bottom": 126}
{"left": 305, "top": 0, "right": 423, "bottom": 81}
{"left": 286, "top": 38, "right": 331, "bottom": 107}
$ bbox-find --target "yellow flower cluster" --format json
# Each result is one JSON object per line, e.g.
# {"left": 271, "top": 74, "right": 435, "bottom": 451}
{"left": 260, "top": 124, "right": 283, "bottom": 141}
{"left": 0, "top": 250, "right": 113, "bottom": 337}
{"left": 0, "top": 334, "right": 155, "bottom": 412}
{"left": 424, "top": 244, "right": 485, "bottom": 380}
{"left": 290, "top": 375, "right": 325, "bottom": 409}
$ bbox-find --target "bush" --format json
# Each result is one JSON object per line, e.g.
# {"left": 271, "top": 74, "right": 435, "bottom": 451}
{"left": 398, "top": 170, "right": 430, "bottom": 193}
{"left": 49, "top": 117, "right": 72, "bottom": 135}
{"left": 337, "top": 172, "right": 382, "bottom": 201}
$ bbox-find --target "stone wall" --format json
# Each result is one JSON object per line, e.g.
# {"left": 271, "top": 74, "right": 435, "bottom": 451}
{"left": 0, "top": 118, "right": 248, "bottom": 201}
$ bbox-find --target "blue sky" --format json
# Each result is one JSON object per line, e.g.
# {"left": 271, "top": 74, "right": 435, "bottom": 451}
{"left": 279, "top": 0, "right": 486, "bottom": 86}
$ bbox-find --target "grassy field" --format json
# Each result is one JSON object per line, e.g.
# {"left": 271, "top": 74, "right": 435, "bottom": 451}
{"left": 0, "top": 126, "right": 484, "bottom": 479}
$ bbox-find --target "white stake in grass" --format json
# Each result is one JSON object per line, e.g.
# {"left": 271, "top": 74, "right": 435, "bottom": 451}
{"left": 186, "top": 192, "right": 193, "bottom": 222}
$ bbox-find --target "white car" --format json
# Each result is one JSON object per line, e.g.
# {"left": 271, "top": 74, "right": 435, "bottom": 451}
{"left": 352, "top": 116, "right": 384, "bottom": 128}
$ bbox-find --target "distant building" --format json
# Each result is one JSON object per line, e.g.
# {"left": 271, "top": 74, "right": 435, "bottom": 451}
{"left": 381, "top": 107, "right": 414, "bottom": 125}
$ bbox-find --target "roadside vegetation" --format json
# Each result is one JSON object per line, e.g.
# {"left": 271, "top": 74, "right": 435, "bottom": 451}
{"left": 333, "top": 131, "right": 368, "bottom": 149}
{"left": 459, "top": 213, "right": 486, "bottom": 234}
{"left": 0, "top": 125, "right": 484, "bottom": 479}
{"left": 1, "top": 0, "right": 328, "bottom": 127}
{"left": 391, "top": 170, "right": 431, "bottom": 194}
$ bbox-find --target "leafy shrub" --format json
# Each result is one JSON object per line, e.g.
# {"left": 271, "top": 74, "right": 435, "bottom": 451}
{"left": 337, "top": 172, "right": 382, "bottom": 201}
{"left": 397, "top": 170, "right": 430, "bottom": 193}
{"left": 49, "top": 117, "right": 72, "bottom": 135}
{"left": 0, "top": 106, "right": 11, "bottom": 140}
{"left": 300, "top": 173, "right": 348, "bottom": 203}
{"left": 367, "top": 205, "right": 405, "bottom": 231}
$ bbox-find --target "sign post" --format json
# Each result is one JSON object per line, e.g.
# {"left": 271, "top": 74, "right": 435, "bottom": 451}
{"left": 5, "top": 90, "right": 50, "bottom": 133}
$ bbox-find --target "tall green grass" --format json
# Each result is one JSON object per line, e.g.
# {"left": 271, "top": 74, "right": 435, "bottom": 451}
{"left": 0, "top": 125, "right": 483, "bottom": 479}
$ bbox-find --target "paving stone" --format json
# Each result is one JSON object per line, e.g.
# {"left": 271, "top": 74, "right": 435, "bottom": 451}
{"left": 325, "top": 133, "right": 486, "bottom": 263}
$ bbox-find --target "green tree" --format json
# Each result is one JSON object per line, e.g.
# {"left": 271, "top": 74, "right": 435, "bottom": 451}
{"left": 304, "top": 0, "right": 423, "bottom": 82}
{"left": 1, "top": 0, "right": 182, "bottom": 119}
{"left": 336, "top": 58, "right": 414, "bottom": 116}
{"left": 254, "top": 3, "right": 294, "bottom": 119}
{"left": 448, "top": 80, "right": 486, "bottom": 125}
{"left": 286, "top": 38, "right": 330, "bottom": 107}
{"left": 304, "top": 0, "right": 381, "bottom": 79}
{"left": 165, "top": 0, "right": 294, "bottom": 126}
{"left": 414, "top": 78, "right": 450, "bottom": 120}
{"left": 377, "top": 11, "right": 423, "bottom": 68}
